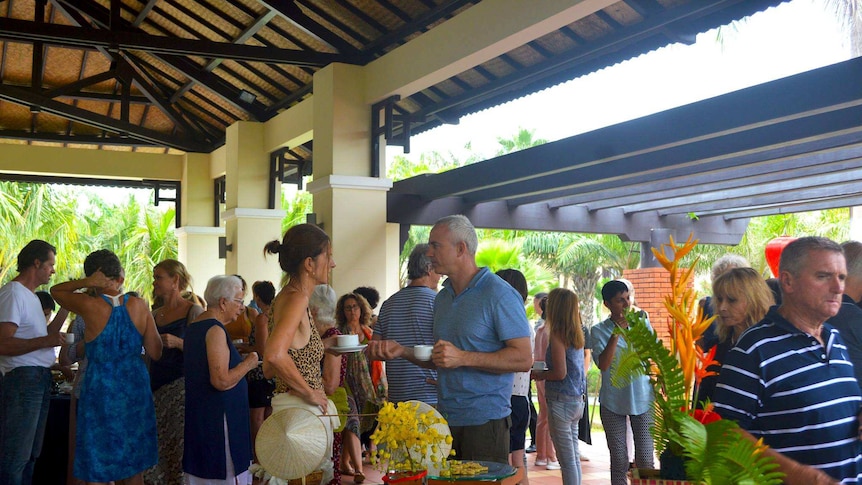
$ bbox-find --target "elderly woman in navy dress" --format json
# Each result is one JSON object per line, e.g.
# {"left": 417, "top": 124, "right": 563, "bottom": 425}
{"left": 183, "top": 275, "right": 259, "bottom": 485}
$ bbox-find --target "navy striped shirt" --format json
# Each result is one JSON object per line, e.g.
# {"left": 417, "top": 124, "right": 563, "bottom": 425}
{"left": 713, "top": 306, "right": 862, "bottom": 483}
{"left": 374, "top": 285, "right": 438, "bottom": 404}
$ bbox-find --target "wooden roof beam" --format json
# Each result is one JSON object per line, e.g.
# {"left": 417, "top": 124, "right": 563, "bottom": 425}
{"left": 0, "top": 83, "right": 212, "bottom": 152}
{"left": 0, "top": 16, "right": 356, "bottom": 66}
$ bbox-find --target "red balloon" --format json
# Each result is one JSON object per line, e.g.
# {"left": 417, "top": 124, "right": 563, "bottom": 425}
{"left": 765, "top": 236, "right": 796, "bottom": 277}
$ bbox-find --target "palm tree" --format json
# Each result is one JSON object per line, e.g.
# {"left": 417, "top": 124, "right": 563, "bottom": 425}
{"left": 522, "top": 232, "right": 639, "bottom": 327}
{"left": 495, "top": 127, "right": 548, "bottom": 155}
{"left": 0, "top": 182, "right": 81, "bottom": 284}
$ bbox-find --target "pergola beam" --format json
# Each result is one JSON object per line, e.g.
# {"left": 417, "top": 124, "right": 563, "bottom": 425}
{"left": 386, "top": 195, "right": 748, "bottom": 245}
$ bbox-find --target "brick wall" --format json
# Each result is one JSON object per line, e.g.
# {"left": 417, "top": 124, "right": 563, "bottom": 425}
{"left": 623, "top": 267, "right": 693, "bottom": 345}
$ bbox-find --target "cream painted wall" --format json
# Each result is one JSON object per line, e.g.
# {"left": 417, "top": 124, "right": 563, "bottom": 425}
{"left": 222, "top": 209, "right": 284, "bottom": 292}
{"left": 177, "top": 227, "right": 224, "bottom": 293}
{"left": 308, "top": 175, "right": 395, "bottom": 297}
{"left": 0, "top": 143, "right": 183, "bottom": 180}
{"left": 312, "top": 64, "right": 370, "bottom": 176}
{"left": 265, "top": 96, "right": 314, "bottom": 153}
{"left": 225, "top": 121, "right": 270, "bottom": 209}
{"left": 182, "top": 152, "right": 214, "bottom": 227}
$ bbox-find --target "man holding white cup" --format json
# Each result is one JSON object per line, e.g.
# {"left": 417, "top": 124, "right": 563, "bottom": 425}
{"left": 370, "top": 215, "right": 532, "bottom": 465}
{"left": 370, "top": 244, "right": 440, "bottom": 406}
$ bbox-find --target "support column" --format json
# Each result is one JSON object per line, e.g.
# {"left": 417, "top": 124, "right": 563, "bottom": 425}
{"left": 223, "top": 121, "right": 285, "bottom": 287}
{"left": 177, "top": 152, "right": 224, "bottom": 289}
{"left": 850, "top": 207, "right": 862, "bottom": 241}
{"left": 640, "top": 228, "right": 674, "bottom": 268}
{"left": 310, "top": 63, "right": 400, "bottom": 297}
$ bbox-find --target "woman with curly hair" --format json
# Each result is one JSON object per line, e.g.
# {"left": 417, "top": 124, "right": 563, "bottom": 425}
{"left": 335, "top": 292, "right": 387, "bottom": 483}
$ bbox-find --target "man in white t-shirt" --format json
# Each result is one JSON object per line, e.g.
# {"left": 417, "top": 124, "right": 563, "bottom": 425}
{"left": 0, "top": 240, "right": 64, "bottom": 485}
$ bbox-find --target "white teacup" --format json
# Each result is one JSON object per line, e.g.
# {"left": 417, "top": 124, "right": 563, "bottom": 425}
{"left": 532, "top": 361, "right": 546, "bottom": 371}
{"left": 337, "top": 334, "right": 360, "bottom": 347}
{"left": 414, "top": 345, "right": 433, "bottom": 361}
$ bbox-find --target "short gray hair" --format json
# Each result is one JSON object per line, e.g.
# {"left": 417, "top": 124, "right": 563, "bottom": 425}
{"left": 779, "top": 236, "right": 843, "bottom": 277}
{"left": 711, "top": 254, "right": 750, "bottom": 281}
{"left": 434, "top": 214, "right": 478, "bottom": 255}
{"left": 309, "top": 284, "right": 337, "bottom": 325}
{"left": 842, "top": 241, "right": 862, "bottom": 279}
{"left": 407, "top": 244, "right": 433, "bottom": 280}
{"left": 203, "top": 275, "right": 243, "bottom": 307}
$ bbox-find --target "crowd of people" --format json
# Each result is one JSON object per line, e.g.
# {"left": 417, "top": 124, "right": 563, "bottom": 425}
{"left": 4, "top": 217, "right": 862, "bottom": 485}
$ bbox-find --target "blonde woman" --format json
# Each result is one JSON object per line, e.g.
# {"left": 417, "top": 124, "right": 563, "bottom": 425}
{"left": 696, "top": 267, "right": 773, "bottom": 405}
{"left": 532, "top": 288, "right": 586, "bottom": 485}
{"left": 145, "top": 259, "right": 203, "bottom": 485}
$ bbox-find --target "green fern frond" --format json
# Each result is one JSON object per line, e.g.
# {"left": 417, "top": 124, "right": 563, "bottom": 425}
{"left": 611, "top": 310, "right": 688, "bottom": 455}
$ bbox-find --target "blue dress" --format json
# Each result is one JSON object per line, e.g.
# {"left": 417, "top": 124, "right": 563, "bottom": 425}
{"left": 75, "top": 294, "right": 158, "bottom": 482}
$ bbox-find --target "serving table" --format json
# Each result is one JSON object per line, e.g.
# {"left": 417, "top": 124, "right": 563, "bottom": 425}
{"left": 427, "top": 461, "right": 522, "bottom": 484}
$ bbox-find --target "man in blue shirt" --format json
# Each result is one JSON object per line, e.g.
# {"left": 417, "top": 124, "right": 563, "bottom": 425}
{"left": 713, "top": 237, "right": 862, "bottom": 485}
{"left": 370, "top": 215, "right": 532, "bottom": 464}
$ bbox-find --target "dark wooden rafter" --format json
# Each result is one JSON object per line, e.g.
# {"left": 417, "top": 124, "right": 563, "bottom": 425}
{"left": 0, "top": 15, "right": 354, "bottom": 66}
{"left": 258, "top": 0, "right": 360, "bottom": 54}
{"left": 296, "top": 1, "right": 373, "bottom": 45}
{"left": 40, "top": 0, "right": 205, "bottom": 146}
{"left": 168, "top": 10, "right": 279, "bottom": 103}
{"left": 0, "top": 130, "right": 161, "bottom": 147}
{"left": 31, "top": 1, "right": 46, "bottom": 93}
{"left": 126, "top": 53, "right": 239, "bottom": 133}
{"left": 360, "top": 0, "right": 475, "bottom": 58}
{"left": 132, "top": 0, "right": 157, "bottom": 27}
{"left": 47, "top": 0, "right": 271, "bottom": 121}
{"left": 0, "top": 83, "right": 211, "bottom": 151}
{"left": 376, "top": 0, "right": 412, "bottom": 24}
{"left": 338, "top": 1, "right": 387, "bottom": 35}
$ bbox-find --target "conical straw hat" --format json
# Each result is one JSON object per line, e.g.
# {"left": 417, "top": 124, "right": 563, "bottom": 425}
{"left": 256, "top": 408, "right": 329, "bottom": 479}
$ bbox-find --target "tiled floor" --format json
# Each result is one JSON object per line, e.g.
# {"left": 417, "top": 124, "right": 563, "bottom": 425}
{"left": 346, "top": 431, "right": 612, "bottom": 484}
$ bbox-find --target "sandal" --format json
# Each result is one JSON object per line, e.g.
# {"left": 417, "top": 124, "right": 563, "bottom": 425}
{"left": 340, "top": 468, "right": 355, "bottom": 475}
{"left": 354, "top": 471, "right": 365, "bottom": 483}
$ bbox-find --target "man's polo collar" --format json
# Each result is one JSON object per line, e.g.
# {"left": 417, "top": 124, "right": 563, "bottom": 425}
{"left": 441, "top": 267, "right": 490, "bottom": 296}
{"left": 766, "top": 306, "right": 832, "bottom": 338}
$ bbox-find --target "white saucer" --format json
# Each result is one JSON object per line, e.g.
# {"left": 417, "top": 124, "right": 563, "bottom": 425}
{"left": 331, "top": 344, "right": 367, "bottom": 353}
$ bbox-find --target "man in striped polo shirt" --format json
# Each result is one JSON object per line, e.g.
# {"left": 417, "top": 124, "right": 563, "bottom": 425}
{"left": 713, "top": 237, "right": 862, "bottom": 485}
{"left": 371, "top": 243, "right": 440, "bottom": 405}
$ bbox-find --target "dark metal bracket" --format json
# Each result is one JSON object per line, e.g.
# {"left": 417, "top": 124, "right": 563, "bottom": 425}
{"left": 213, "top": 175, "right": 226, "bottom": 227}
{"left": 269, "top": 147, "right": 313, "bottom": 209}
{"left": 142, "top": 179, "right": 181, "bottom": 228}
{"left": 371, "top": 95, "right": 418, "bottom": 178}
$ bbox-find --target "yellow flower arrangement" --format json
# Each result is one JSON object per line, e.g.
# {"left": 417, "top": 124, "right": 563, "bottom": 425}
{"left": 370, "top": 401, "right": 454, "bottom": 475}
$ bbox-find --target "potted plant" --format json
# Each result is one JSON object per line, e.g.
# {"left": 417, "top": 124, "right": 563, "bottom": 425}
{"left": 370, "top": 400, "right": 454, "bottom": 484}
{"left": 612, "top": 235, "right": 784, "bottom": 485}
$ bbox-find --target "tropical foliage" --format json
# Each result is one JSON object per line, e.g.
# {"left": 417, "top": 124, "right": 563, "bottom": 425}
{"left": 0, "top": 182, "right": 177, "bottom": 303}
{"left": 612, "top": 235, "right": 783, "bottom": 484}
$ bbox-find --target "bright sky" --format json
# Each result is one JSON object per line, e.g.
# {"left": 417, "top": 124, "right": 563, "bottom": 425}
{"left": 386, "top": 0, "right": 852, "bottom": 167}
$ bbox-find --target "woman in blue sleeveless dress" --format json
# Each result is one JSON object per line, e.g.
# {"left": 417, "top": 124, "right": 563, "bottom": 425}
{"left": 51, "top": 250, "right": 163, "bottom": 484}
